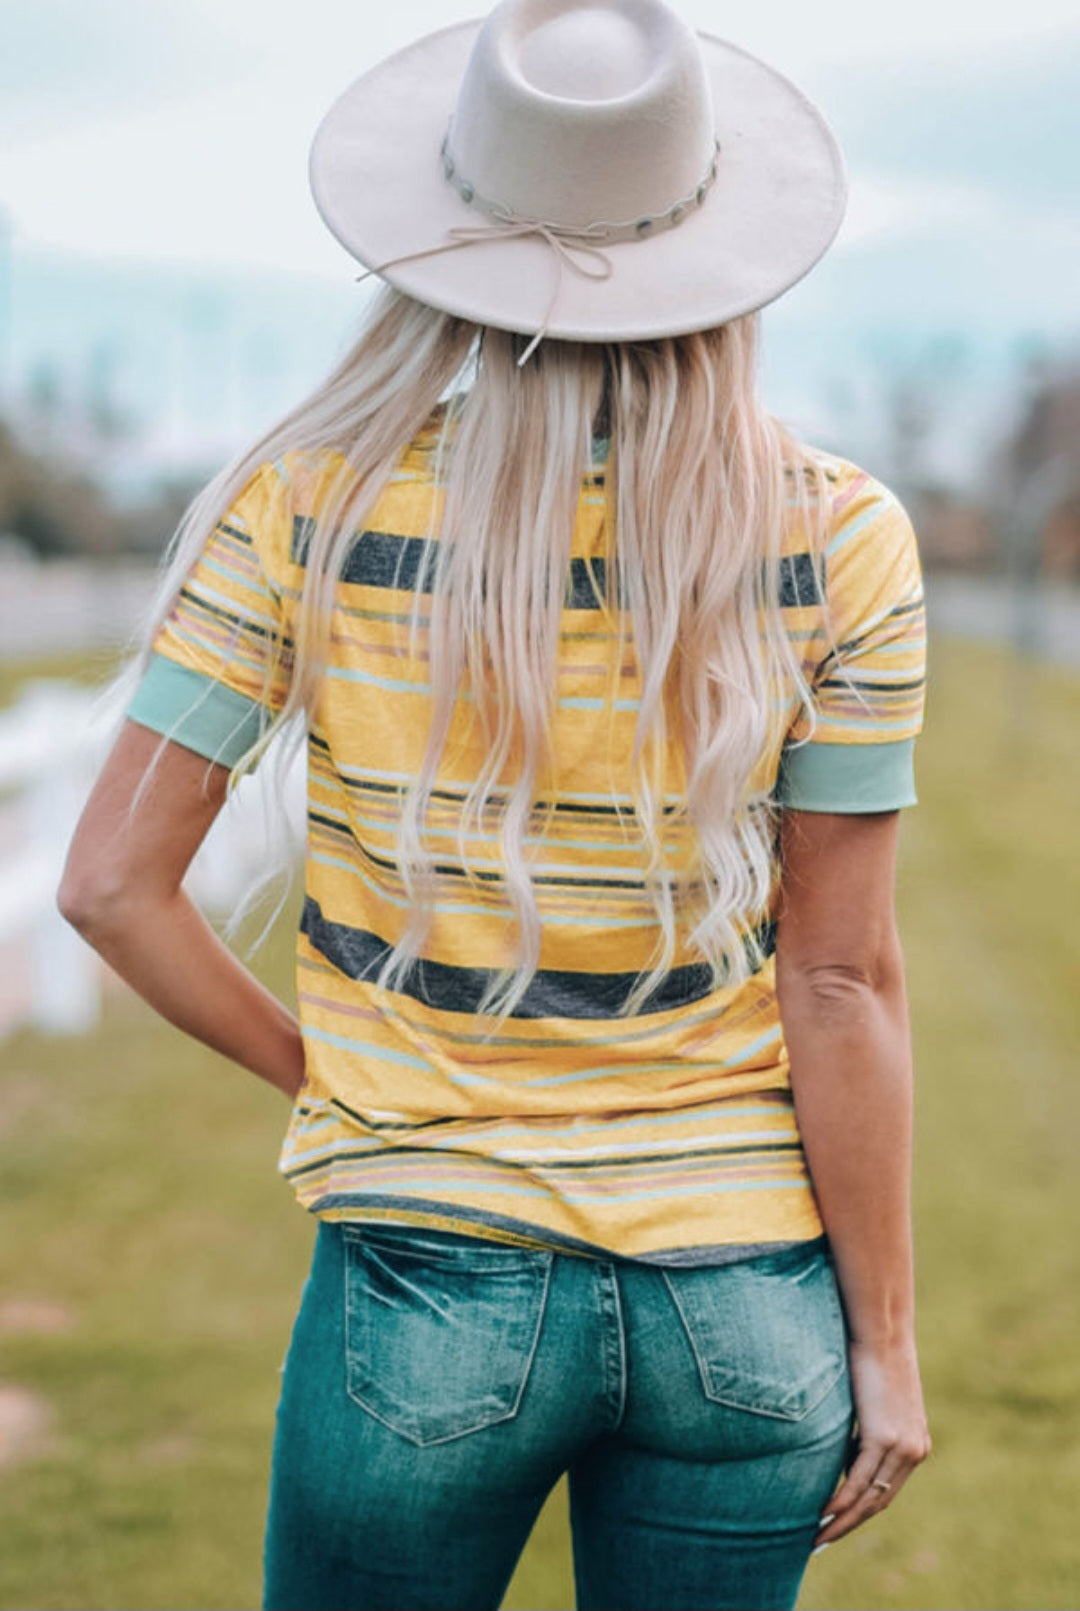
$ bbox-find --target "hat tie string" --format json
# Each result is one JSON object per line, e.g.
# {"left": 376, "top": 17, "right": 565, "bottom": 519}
{"left": 355, "top": 135, "right": 721, "bottom": 365}
{"left": 356, "top": 216, "right": 616, "bottom": 366}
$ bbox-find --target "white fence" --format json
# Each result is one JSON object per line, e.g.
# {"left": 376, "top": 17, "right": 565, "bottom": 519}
{"left": 925, "top": 574, "right": 1080, "bottom": 668}
{"left": 0, "top": 678, "right": 305, "bottom": 1041}
{"left": 0, "top": 552, "right": 158, "bottom": 660}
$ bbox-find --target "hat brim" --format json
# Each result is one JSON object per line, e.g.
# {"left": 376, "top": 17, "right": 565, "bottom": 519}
{"left": 308, "top": 19, "right": 847, "bottom": 342}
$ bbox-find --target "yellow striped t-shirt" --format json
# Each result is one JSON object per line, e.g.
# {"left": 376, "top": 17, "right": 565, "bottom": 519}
{"left": 126, "top": 425, "right": 926, "bottom": 1265}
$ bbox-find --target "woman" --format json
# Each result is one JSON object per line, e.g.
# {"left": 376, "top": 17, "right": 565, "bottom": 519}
{"left": 58, "top": 2, "right": 931, "bottom": 1608}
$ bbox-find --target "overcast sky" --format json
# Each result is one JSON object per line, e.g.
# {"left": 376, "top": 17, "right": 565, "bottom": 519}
{"left": 2, "top": 0, "right": 1078, "bottom": 283}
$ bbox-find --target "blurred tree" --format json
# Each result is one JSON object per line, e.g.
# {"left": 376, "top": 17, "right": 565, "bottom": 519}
{"left": 24, "top": 359, "right": 67, "bottom": 448}
{"left": 885, "top": 373, "right": 934, "bottom": 502}
{"left": 83, "top": 339, "right": 137, "bottom": 447}
{"left": 995, "top": 359, "right": 1080, "bottom": 581}
{"left": 0, "top": 418, "right": 124, "bottom": 558}
{"left": 116, "top": 471, "right": 205, "bottom": 559}
{"left": 0, "top": 207, "right": 12, "bottom": 413}
{"left": 878, "top": 333, "right": 973, "bottom": 517}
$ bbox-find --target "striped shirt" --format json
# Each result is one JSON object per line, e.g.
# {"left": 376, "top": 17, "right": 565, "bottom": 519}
{"left": 126, "top": 423, "right": 926, "bottom": 1265}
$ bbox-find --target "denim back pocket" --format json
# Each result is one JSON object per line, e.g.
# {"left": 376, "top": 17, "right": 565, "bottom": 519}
{"left": 661, "top": 1240, "right": 847, "bottom": 1422}
{"left": 341, "top": 1222, "right": 554, "bottom": 1447}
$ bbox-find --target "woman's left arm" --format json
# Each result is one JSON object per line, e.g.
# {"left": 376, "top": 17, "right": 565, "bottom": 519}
{"left": 58, "top": 718, "right": 305, "bottom": 1101}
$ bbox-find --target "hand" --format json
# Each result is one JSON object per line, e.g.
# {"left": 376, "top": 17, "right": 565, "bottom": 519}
{"left": 815, "top": 1338, "right": 931, "bottom": 1546}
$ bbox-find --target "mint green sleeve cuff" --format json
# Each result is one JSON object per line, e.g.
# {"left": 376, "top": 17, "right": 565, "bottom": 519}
{"left": 124, "top": 653, "right": 270, "bottom": 767}
{"left": 775, "top": 737, "right": 918, "bottom": 812}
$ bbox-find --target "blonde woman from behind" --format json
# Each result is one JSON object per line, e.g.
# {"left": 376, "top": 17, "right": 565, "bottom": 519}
{"left": 59, "top": 3, "right": 931, "bottom": 1608}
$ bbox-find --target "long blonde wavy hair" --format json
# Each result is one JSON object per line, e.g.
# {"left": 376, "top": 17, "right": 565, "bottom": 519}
{"left": 128, "top": 285, "right": 830, "bottom": 1025}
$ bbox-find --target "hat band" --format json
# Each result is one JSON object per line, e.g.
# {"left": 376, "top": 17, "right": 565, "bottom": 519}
{"left": 439, "top": 131, "right": 722, "bottom": 243}
{"left": 357, "top": 133, "right": 722, "bottom": 365}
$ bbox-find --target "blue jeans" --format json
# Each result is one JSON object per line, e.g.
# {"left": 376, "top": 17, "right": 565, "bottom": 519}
{"left": 262, "top": 1221, "right": 853, "bottom": 1611}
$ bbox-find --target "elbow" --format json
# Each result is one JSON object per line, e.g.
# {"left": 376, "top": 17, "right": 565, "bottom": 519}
{"left": 781, "top": 937, "right": 906, "bottom": 1027}
{"left": 821, "top": 943, "right": 904, "bottom": 992}
{"left": 56, "top": 872, "right": 105, "bottom": 935}
{"left": 800, "top": 961, "right": 885, "bottom": 1023}
{"left": 56, "top": 859, "right": 138, "bottom": 936}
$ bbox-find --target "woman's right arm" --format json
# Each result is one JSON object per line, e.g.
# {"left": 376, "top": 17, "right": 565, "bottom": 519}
{"left": 775, "top": 804, "right": 931, "bottom": 1547}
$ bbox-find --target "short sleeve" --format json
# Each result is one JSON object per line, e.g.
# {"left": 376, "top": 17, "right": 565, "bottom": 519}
{"left": 125, "top": 460, "right": 293, "bottom": 767}
{"left": 775, "top": 470, "right": 927, "bottom": 813}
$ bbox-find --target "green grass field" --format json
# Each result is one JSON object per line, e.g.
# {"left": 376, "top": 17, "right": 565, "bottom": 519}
{"left": 1, "top": 635, "right": 1078, "bottom": 1610}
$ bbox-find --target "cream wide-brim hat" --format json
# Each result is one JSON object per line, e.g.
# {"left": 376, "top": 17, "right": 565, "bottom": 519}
{"left": 308, "top": 0, "right": 847, "bottom": 345}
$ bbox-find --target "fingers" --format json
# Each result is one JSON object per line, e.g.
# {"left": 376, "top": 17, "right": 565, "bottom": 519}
{"left": 816, "top": 1439, "right": 889, "bottom": 1543}
{"left": 814, "top": 1431, "right": 930, "bottom": 1546}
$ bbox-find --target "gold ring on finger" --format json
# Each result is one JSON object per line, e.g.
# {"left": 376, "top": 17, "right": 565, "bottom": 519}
{"left": 871, "top": 1478, "right": 891, "bottom": 1493}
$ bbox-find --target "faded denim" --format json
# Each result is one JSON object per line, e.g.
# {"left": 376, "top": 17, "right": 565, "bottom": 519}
{"left": 262, "top": 1221, "right": 853, "bottom": 1611}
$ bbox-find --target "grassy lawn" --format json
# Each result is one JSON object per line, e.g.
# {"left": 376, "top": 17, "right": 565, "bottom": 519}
{"left": 1, "top": 635, "right": 1078, "bottom": 1609}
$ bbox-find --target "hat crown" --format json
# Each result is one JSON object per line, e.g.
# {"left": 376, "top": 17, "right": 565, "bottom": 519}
{"left": 448, "top": 0, "right": 717, "bottom": 229}
{"left": 518, "top": 9, "right": 654, "bottom": 99}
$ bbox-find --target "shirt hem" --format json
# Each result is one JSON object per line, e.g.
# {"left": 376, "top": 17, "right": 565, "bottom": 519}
{"left": 291, "top": 1189, "right": 826, "bottom": 1267}
{"left": 775, "top": 735, "right": 918, "bottom": 812}
{"left": 124, "top": 652, "right": 269, "bottom": 768}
